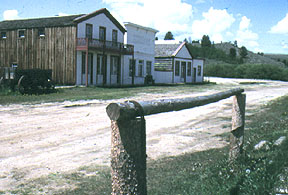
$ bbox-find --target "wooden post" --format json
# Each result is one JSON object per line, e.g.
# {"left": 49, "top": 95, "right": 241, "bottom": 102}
{"left": 85, "top": 38, "right": 89, "bottom": 87}
{"left": 108, "top": 101, "right": 147, "bottom": 195}
{"left": 229, "top": 93, "right": 246, "bottom": 161}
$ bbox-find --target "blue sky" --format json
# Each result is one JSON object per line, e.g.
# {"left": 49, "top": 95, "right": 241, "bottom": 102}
{"left": 1, "top": 0, "right": 288, "bottom": 54}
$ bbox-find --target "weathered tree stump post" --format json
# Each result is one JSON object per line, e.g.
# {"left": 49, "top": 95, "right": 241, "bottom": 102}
{"left": 229, "top": 93, "right": 246, "bottom": 161}
{"left": 107, "top": 101, "right": 147, "bottom": 195}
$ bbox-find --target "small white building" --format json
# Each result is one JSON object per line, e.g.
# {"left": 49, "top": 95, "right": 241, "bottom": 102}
{"left": 123, "top": 22, "right": 158, "bottom": 85}
{"left": 154, "top": 41, "right": 204, "bottom": 84}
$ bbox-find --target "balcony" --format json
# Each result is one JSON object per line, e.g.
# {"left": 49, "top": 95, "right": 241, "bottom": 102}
{"left": 76, "top": 38, "right": 134, "bottom": 55}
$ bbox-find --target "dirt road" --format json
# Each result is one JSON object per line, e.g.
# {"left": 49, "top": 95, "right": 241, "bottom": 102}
{"left": 1, "top": 78, "right": 288, "bottom": 190}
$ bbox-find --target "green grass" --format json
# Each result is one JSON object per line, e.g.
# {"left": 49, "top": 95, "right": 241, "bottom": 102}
{"left": 0, "top": 82, "right": 222, "bottom": 105}
{"left": 3, "top": 95, "right": 288, "bottom": 194}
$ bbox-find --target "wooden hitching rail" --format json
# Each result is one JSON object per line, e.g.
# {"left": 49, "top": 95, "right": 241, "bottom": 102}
{"left": 106, "top": 88, "right": 246, "bottom": 195}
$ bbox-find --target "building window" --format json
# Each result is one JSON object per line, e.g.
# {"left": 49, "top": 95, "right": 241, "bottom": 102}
{"left": 38, "top": 28, "right": 45, "bottom": 37}
{"left": 112, "top": 30, "right": 118, "bottom": 45}
{"left": 18, "top": 30, "right": 25, "bottom": 38}
{"left": 146, "top": 61, "right": 152, "bottom": 75}
{"left": 82, "top": 52, "right": 86, "bottom": 74}
{"left": 197, "top": 66, "right": 202, "bottom": 76}
{"left": 86, "top": 24, "right": 93, "bottom": 39}
{"left": 175, "top": 61, "right": 180, "bottom": 76}
{"left": 99, "top": 26, "right": 106, "bottom": 41}
{"left": 187, "top": 62, "right": 192, "bottom": 76}
{"left": 129, "top": 59, "right": 136, "bottom": 77}
{"left": 110, "top": 56, "right": 119, "bottom": 75}
{"left": 138, "top": 60, "right": 144, "bottom": 77}
{"left": 1, "top": 32, "right": 7, "bottom": 39}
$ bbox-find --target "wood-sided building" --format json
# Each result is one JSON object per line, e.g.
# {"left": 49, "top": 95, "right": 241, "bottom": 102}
{"left": 154, "top": 41, "right": 204, "bottom": 84}
{"left": 0, "top": 8, "right": 133, "bottom": 85}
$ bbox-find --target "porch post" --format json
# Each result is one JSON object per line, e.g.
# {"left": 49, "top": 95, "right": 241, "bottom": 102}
{"left": 85, "top": 38, "right": 89, "bottom": 87}
{"left": 132, "top": 54, "right": 135, "bottom": 85}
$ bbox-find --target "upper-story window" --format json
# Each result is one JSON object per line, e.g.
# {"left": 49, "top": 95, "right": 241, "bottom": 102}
{"left": 18, "top": 30, "right": 25, "bottom": 38}
{"left": 86, "top": 24, "right": 93, "bottom": 39}
{"left": 99, "top": 26, "right": 106, "bottom": 41}
{"left": 38, "top": 28, "right": 45, "bottom": 37}
{"left": 0, "top": 32, "right": 7, "bottom": 39}
{"left": 112, "top": 30, "right": 118, "bottom": 44}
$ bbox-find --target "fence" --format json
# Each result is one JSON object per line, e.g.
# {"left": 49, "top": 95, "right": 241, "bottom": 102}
{"left": 106, "top": 88, "right": 246, "bottom": 194}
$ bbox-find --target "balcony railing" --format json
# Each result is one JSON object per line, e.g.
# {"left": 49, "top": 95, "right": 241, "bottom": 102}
{"left": 76, "top": 38, "right": 134, "bottom": 55}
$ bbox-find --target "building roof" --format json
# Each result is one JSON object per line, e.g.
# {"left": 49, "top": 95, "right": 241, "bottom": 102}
{"left": 74, "top": 8, "right": 126, "bottom": 33}
{"left": 155, "top": 41, "right": 190, "bottom": 58}
{"left": 124, "top": 22, "right": 158, "bottom": 33}
{"left": 0, "top": 8, "right": 126, "bottom": 33}
{"left": 0, "top": 14, "right": 83, "bottom": 30}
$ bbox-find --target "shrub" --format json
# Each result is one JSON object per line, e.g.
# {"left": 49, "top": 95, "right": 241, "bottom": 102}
{"left": 205, "top": 63, "right": 288, "bottom": 81}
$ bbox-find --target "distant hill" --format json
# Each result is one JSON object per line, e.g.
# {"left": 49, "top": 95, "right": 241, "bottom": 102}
{"left": 265, "top": 54, "right": 288, "bottom": 64}
{"left": 213, "top": 42, "right": 285, "bottom": 66}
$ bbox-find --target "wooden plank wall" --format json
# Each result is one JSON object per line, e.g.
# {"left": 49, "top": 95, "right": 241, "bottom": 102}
{"left": 0, "top": 26, "right": 77, "bottom": 84}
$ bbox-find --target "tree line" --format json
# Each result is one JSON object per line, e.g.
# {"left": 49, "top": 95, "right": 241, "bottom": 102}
{"left": 162, "top": 31, "right": 288, "bottom": 81}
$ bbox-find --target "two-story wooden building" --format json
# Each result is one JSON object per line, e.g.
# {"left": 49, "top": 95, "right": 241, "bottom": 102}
{"left": 0, "top": 8, "right": 133, "bottom": 85}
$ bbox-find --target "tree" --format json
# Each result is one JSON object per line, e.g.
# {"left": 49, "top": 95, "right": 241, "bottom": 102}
{"left": 164, "top": 31, "right": 174, "bottom": 40}
{"left": 229, "top": 48, "right": 236, "bottom": 59}
{"left": 201, "top": 35, "right": 211, "bottom": 48}
{"left": 240, "top": 46, "right": 248, "bottom": 59}
{"left": 234, "top": 40, "right": 238, "bottom": 47}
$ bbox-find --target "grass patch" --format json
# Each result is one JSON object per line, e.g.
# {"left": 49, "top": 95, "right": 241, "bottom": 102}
{"left": 0, "top": 82, "right": 222, "bottom": 105}
{"left": 3, "top": 90, "right": 288, "bottom": 194}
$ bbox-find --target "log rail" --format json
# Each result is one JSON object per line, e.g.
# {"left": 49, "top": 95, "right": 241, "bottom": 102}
{"left": 106, "top": 88, "right": 246, "bottom": 195}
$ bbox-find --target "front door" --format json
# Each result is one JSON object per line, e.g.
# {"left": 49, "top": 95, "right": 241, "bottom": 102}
{"left": 97, "top": 54, "right": 107, "bottom": 85}
{"left": 193, "top": 67, "right": 196, "bottom": 83}
{"left": 181, "top": 62, "right": 186, "bottom": 83}
{"left": 110, "top": 56, "right": 121, "bottom": 85}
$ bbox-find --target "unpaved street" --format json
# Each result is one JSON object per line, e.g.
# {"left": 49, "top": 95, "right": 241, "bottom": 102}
{"left": 1, "top": 78, "right": 288, "bottom": 190}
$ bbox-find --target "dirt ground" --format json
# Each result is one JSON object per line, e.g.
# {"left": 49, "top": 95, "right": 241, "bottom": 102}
{"left": 1, "top": 77, "right": 288, "bottom": 190}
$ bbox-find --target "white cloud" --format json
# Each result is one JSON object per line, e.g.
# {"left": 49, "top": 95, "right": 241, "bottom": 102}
{"left": 102, "top": 0, "right": 193, "bottom": 36}
{"left": 58, "top": 12, "right": 69, "bottom": 16}
{"left": 236, "top": 16, "right": 259, "bottom": 50}
{"left": 190, "top": 7, "right": 235, "bottom": 43}
{"left": 239, "top": 16, "right": 250, "bottom": 31}
{"left": 282, "top": 41, "right": 288, "bottom": 49}
{"left": 269, "top": 13, "right": 288, "bottom": 34}
{"left": 3, "top": 10, "right": 20, "bottom": 20}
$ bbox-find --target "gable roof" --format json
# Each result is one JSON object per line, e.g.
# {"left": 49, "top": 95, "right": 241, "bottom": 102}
{"left": 75, "top": 8, "right": 126, "bottom": 33}
{"left": 0, "top": 8, "right": 126, "bottom": 33}
{"left": 0, "top": 14, "right": 83, "bottom": 30}
{"left": 155, "top": 41, "right": 193, "bottom": 58}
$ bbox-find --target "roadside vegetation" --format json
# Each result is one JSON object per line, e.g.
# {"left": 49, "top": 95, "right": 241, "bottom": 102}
{"left": 2, "top": 94, "right": 287, "bottom": 194}
{"left": 0, "top": 82, "right": 220, "bottom": 105}
{"left": 204, "top": 63, "right": 288, "bottom": 81}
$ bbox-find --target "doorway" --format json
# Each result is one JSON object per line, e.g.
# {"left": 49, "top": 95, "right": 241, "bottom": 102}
{"left": 181, "top": 61, "right": 186, "bottom": 83}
